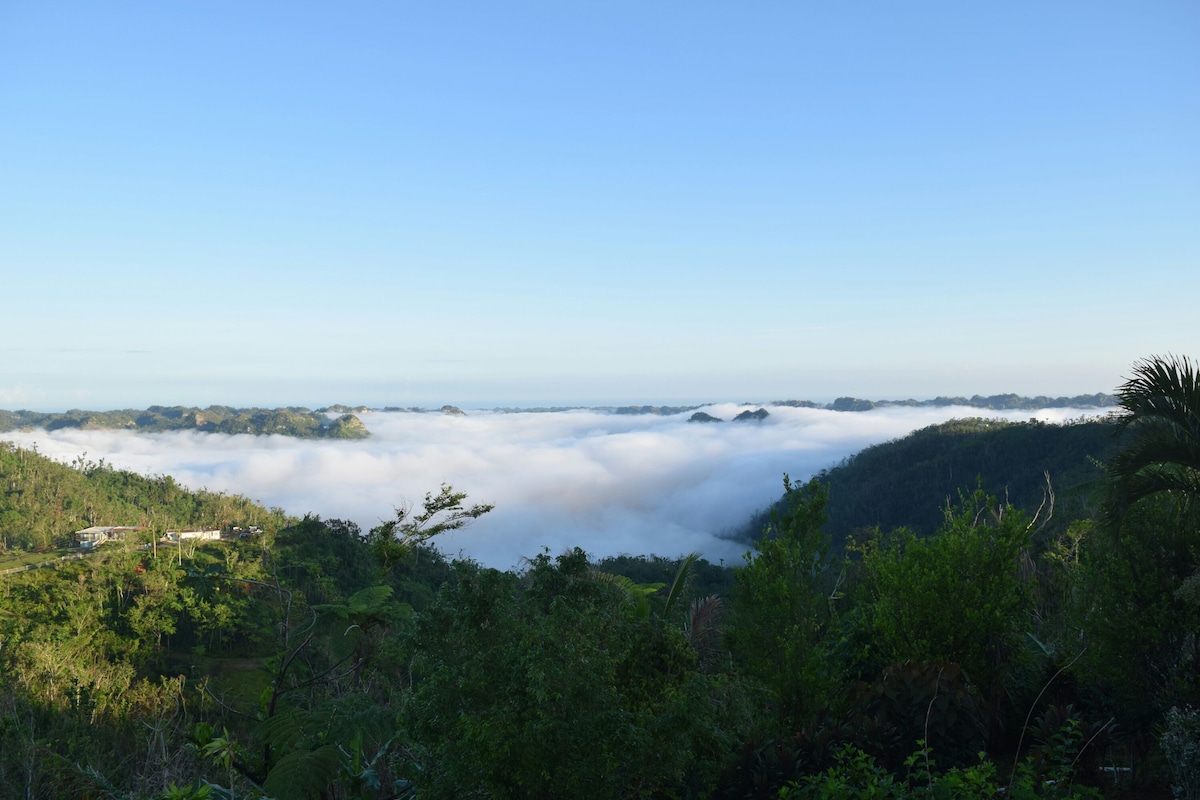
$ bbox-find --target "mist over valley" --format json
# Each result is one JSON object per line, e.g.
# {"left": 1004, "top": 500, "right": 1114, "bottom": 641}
{"left": 0, "top": 401, "right": 1113, "bottom": 568}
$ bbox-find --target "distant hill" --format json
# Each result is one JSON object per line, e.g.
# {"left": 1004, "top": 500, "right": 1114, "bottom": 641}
{"left": 0, "top": 442, "right": 290, "bottom": 550}
{"left": 0, "top": 406, "right": 370, "bottom": 439}
{"left": 816, "top": 392, "right": 1116, "bottom": 413}
{"left": 735, "top": 417, "right": 1118, "bottom": 553}
{"left": 489, "top": 392, "right": 1116, "bottom": 415}
{"left": 0, "top": 395, "right": 1116, "bottom": 437}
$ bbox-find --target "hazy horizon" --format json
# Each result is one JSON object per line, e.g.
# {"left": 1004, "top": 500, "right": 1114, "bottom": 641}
{"left": 3, "top": 386, "right": 1119, "bottom": 416}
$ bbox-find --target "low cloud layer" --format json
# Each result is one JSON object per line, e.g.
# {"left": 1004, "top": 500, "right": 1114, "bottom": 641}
{"left": 1, "top": 405, "right": 1108, "bottom": 569}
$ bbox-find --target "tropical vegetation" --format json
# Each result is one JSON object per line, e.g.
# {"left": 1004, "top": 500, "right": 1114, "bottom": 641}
{"left": 0, "top": 356, "right": 1196, "bottom": 798}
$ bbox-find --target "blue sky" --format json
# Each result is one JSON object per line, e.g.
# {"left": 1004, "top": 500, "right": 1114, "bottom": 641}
{"left": 2, "top": 2, "right": 1197, "bottom": 410}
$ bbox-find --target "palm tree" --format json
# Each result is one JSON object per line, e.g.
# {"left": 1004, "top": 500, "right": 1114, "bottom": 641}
{"left": 1105, "top": 354, "right": 1200, "bottom": 523}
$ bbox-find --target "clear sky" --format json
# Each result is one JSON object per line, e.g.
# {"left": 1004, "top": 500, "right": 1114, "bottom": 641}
{"left": 2, "top": 2, "right": 1197, "bottom": 410}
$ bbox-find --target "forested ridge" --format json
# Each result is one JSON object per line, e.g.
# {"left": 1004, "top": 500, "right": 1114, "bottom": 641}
{"left": 738, "top": 416, "right": 1116, "bottom": 552}
{"left": 0, "top": 359, "right": 1197, "bottom": 799}
{"left": 0, "top": 392, "right": 1116, "bottom": 438}
{"left": 0, "top": 406, "right": 369, "bottom": 440}
{"left": 489, "top": 393, "right": 1116, "bottom": 416}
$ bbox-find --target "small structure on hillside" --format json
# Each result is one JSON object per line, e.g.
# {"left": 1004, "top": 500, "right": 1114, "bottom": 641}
{"left": 73, "top": 526, "right": 149, "bottom": 550}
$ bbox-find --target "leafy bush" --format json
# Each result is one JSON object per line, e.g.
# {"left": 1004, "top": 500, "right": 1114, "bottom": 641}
{"left": 848, "top": 489, "right": 1034, "bottom": 743}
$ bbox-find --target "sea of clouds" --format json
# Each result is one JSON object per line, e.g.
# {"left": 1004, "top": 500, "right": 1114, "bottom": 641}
{"left": 0, "top": 404, "right": 1110, "bottom": 570}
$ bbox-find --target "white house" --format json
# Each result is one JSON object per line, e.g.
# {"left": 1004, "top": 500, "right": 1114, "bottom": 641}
{"left": 163, "top": 529, "right": 222, "bottom": 543}
{"left": 73, "top": 526, "right": 148, "bottom": 549}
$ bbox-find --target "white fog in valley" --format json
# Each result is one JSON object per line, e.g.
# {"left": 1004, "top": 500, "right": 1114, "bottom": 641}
{"left": 0, "top": 405, "right": 1111, "bottom": 569}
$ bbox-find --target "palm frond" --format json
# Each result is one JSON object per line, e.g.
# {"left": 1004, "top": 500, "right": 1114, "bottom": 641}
{"left": 663, "top": 551, "right": 702, "bottom": 619}
{"left": 589, "top": 570, "right": 663, "bottom": 620}
{"left": 1105, "top": 354, "right": 1200, "bottom": 521}
{"left": 262, "top": 744, "right": 343, "bottom": 800}
{"left": 684, "top": 594, "right": 725, "bottom": 670}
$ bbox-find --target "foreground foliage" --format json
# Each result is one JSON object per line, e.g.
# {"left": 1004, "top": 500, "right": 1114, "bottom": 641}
{"left": 2, "top": 356, "right": 1199, "bottom": 798}
{"left": 401, "top": 549, "right": 726, "bottom": 798}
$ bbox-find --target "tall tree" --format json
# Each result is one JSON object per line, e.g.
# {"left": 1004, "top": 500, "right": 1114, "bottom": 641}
{"left": 726, "top": 476, "right": 838, "bottom": 731}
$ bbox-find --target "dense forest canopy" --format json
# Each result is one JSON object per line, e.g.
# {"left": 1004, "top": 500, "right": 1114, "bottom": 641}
{"left": 0, "top": 361, "right": 1195, "bottom": 799}
{"left": 736, "top": 416, "right": 1116, "bottom": 551}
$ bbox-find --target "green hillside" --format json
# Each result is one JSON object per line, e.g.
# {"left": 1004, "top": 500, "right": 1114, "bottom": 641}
{"left": 0, "top": 442, "right": 290, "bottom": 551}
{"left": 739, "top": 417, "right": 1117, "bottom": 551}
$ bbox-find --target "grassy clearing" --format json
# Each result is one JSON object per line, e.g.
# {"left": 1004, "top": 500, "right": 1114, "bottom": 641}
{"left": 0, "top": 548, "right": 73, "bottom": 573}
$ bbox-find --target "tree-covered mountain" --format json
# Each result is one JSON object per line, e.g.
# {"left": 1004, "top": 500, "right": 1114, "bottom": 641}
{"left": 737, "top": 417, "right": 1117, "bottom": 551}
{"left": 0, "top": 442, "right": 291, "bottom": 550}
{"left": 494, "top": 392, "right": 1116, "bottom": 415}
{"left": 816, "top": 391, "right": 1115, "bottom": 412}
{"left": 0, "top": 405, "right": 369, "bottom": 439}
